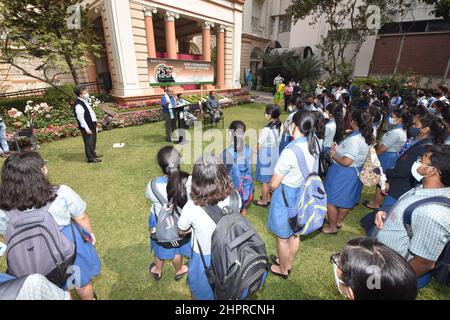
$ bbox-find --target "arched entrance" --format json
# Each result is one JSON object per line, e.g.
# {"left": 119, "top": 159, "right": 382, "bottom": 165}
{"left": 249, "top": 47, "right": 264, "bottom": 90}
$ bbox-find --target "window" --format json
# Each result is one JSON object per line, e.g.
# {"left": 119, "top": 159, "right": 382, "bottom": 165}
{"left": 378, "top": 19, "right": 450, "bottom": 35}
{"left": 427, "top": 20, "right": 450, "bottom": 32}
{"left": 278, "top": 15, "right": 291, "bottom": 33}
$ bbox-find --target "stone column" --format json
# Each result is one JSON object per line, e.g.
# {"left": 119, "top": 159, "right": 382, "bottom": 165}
{"left": 165, "top": 11, "right": 179, "bottom": 59}
{"left": 143, "top": 6, "right": 157, "bottom": 58}
{"left": 202, "top": 21, "right": 214, "bottom": 61}
{"left": 216, "top": 25, "right": 226, "bottom": 89}
{"left": 104, "top": 0, "right": 142, "bottom": 97}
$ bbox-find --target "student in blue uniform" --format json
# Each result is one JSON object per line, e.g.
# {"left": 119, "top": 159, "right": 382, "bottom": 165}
{"left": 0, "top": 152, "right": 101, "bottom": 300}
{"left": 267, "top": 110, "right": 319, "bottom": 279}
{"left": 254, "top": 104, "right": 282, "bottom": 207}
{"left": 322, "top": 110, "right": 374, "bottom": 235}
{"left": 222, "top": 121, "right": 254, "bottom": 216}
{"left": 145, "top": 146, "right": 191, "bottom": 281}
{"left": 323, "top": 103, "right": 345, "bottom": 157}
{"left": 178, "top": 154, "right": 241, "bottom": 300}
{"left": 363, "top": 108, "right": 411, "bottom": 210}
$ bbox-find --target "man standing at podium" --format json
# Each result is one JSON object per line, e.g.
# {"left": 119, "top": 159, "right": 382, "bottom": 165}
{"left": 161, "top": 87, "right": 177, "bottom": 143}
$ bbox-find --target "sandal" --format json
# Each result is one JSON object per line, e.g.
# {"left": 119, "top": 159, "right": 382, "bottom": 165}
{"left": 270, "top": 255, "right": 291, "bottom": 274}
{"left": 362, "top": 200, "right": 380, "bottom": 211}
{"left": 269, "top": 264, "right": 289, "bottom": 279}
{"left": 174, "top": 267, "right": 188, "bottom": 282}
{"left": 323, "top": 219, "right": 342, "bottom": 230}
{"left": 259, "top": 196, "right": 271, "bottom": 205}
{"left": 253, "top": 200, "right": 268, "bottom": 208}
{"left": 320, "top": 227, "right": 338, "bottom": 236}
{"left": 149, "top": 262, "right": 162, "bottom": 281}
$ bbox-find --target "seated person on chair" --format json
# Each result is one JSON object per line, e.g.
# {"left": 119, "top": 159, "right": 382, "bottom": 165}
{"left": 375, "top": 144, "right": 450, "bottom": 280}
{"left": 177, "top": 93, "right": 197, "bottom": 128}
{"left": 205, "top": 91, "right": 223, "bottom": 123}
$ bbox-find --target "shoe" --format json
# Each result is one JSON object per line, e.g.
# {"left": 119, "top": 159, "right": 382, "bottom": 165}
{"left": 87, "top": 159, "right": 102, "bottom": 163}
{"left": 149, "top": 262, "right": 162, "bottom": 281}
{"left": 269, "top": 264, "right": 289, "bottom": 279}
{"left": 94, "top": 154, "right": 103, "bottom": 158}
{"left": 253, "top": 200, "right": 268, "bottom": 208}
{"left": 270, "top": 255, "right": 291, "bottom": 274}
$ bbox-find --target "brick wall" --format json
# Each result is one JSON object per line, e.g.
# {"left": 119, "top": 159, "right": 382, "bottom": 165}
{"left": 370, "top": 32, "right": 450, "bottom": 77}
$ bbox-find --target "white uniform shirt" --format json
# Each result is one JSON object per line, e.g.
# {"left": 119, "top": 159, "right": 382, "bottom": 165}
{"left": 335, "top": 132, "right": 370, "bottom": 167}
{"left": 274, "top": 139, "right": 318, "bottom": 188}
{"left": 323, "top": 120, "right": 337, "bottom": 148}
{"left": 380, "top": 126, "right": 407, "bottom": 153}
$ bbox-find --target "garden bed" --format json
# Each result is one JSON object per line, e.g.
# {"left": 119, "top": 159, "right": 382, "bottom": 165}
{"left": 1, "top": 91, "right": 254, "bottom": 144}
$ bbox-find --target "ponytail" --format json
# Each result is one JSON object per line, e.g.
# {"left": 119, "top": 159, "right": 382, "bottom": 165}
{"left": 352, "top": 110, "right": 375, "bottom": 145}
{"left": 292, "top": 110, "right": 318, "bottom": 156}
{"left": 166, "top": 170, "right": 190, "bottom": 214}
{"left": 229, "top": 120, "right": 246, "bottom": 153}
{"left": 327, "top": 103, "right": 345, "bottom": 144}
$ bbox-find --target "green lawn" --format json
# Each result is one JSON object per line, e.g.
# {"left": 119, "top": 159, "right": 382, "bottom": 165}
{"left": 1, "top": 103, "right": 449, "bottom": 300}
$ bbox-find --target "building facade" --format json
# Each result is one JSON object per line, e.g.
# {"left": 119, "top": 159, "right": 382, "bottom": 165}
{"left": 1, "top": 0, "right": 245, "bottom": 100}
{"left": 241, "top": 0, "right": 450, "bottom": 87}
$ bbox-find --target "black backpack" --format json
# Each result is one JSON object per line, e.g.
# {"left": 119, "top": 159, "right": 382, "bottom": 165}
{"left": 403, "top": 196, "right": 450, "bottom": 286}
{"left": 196, "top": 191, "right": 269, "bottom": 300}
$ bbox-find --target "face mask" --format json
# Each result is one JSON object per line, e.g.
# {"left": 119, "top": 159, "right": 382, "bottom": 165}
{"left": 83, "top": 93, "right": 90, "bottom": 100}
{"left": 409, "top": 127, "right": 421, "bottom": 138}
{"left": 430, "top": 108, "right": 437, "bottom": 114}
{"left": 411, "top": 160, "right": 434, "bottom": 182}
{"left": 332, "top": 263, "right": 347, "bottom": 297}
{"left": 288, "top": 124, "right": 295, "bottom": 137}
{"left": 388, "top": 117, "right": 398, "bottom": 126}
{"left": 265, "top": 114, "right": 271, "bottom": 121}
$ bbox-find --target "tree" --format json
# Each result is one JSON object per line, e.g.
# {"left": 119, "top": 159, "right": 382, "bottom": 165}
{"left": 421, "top": 0, "right": 450, "bottom": 21}
{"left": 287, "top": 0, "right": 408, "bottom": 81}
{"left": 0, "top": 0, "right": 103, "bottom": 97}
{"left": 258, "top": 51, "right": 322, "bottom": 86}
{"left": 286, "top": 0, "right": 448, "bottom": 81}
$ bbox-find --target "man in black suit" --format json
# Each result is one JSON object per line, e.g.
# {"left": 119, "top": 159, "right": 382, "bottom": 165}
{"left": 73, "top": 86, "right": 102, "bottom": 163}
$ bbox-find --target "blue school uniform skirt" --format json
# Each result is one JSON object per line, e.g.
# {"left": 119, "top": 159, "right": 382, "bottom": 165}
{"left": 324, "top": 163, "right": 363, "bottom": 209}
{"left": 151, "top": 239, "right": 192, "bottom": 260}
{"left": 61, "top": 224, "right": 101, "bottom": 289}
{"left": 267, "top": 184, "right": 300, "bottom": 239}
{"left": 378, "top": 151, "right": 398, "bottom": 171}
{"left": 256, "top": 146, "right": 279, "bottom": 183}
{"left": 187, "top": 252, "right": 214, "bottom": 300}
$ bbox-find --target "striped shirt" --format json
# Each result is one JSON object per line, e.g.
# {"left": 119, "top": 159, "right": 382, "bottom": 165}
{"left": 377, "top": 185, "right": 450, "bottom": 261}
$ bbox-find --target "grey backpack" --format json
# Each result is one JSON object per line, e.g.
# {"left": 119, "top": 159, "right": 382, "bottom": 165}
{"left": 5, "top": 202, "right": 76, "bottom": 288}
{"left": 150, "top": 180, "right": 190, "bottom": 248}
{"left": 197, "top": 191, "right": 269, "bottom": 300}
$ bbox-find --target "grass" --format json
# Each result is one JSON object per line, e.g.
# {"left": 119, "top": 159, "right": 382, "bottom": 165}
{"left": 0, "top": 103, "right": 449, "bottom": 300}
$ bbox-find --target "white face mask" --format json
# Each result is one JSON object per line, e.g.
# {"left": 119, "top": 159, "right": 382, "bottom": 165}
{"left": 411, "top": 160, "right": 434, "bottom": 182}
{"left": 289, "top": 124, "right": 295, "bottom": 137}
{"left": 332, "top": 262, "right": 347, "bottom": 297}
{"left": 83, "top": 93, "right": 90, "bottom": 100}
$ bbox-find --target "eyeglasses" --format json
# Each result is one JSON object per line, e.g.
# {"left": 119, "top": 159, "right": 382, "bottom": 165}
{"left": 330, "top": 253, "right": 343, "bottom": 272}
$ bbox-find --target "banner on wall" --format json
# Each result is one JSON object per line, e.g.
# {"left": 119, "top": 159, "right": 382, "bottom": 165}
{"left": 148, "top": 58, "right": 214, "bottom": 87}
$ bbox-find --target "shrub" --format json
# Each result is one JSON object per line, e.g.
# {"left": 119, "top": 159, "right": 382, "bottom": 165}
{"left": 43, "top": 85, "right": 76, "bottom": 107}
{"left": 0, "top": 96, "right": 46, "bottom": 112}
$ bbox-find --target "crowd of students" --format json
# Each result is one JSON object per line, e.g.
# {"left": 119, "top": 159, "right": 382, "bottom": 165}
{"left": 0, "top": 80, "right": 449, "bottom": 300}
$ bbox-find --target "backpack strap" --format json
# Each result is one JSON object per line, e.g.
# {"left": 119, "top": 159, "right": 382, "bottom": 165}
{"left": 403, "top": 196, "right": 450, "bottom": 239}
{"left": 289, "top": 144, "right": 314, "bottom": 178}
{"left": 150, "top": 179, "right": 167, "bottom": 205}
{"left": 0, "top": 276, "right": 28, "bottom": 300}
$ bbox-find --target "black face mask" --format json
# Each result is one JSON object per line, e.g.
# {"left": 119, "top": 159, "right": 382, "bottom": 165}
{"left": 409, "top": 126, "right": 421, "bottom": 138}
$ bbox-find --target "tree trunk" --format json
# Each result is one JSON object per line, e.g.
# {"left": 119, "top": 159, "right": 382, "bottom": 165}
{"left": 64, "top": 53, "right": 80, "bottom": 85}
